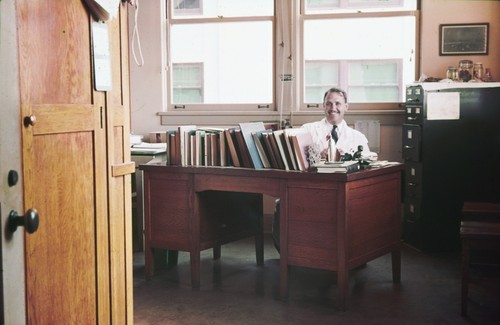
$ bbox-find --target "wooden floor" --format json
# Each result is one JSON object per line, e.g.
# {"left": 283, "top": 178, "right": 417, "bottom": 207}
{"left": 133, "top": 235, "right": 500, "bottom": 325}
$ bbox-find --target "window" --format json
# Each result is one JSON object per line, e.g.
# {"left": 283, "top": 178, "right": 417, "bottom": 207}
{"left": 304, "top": 59, "right": 401, "bottom": 103}
{"left": 302, "top": 0, "right": 417, "bottom": 107}
{"left": 174, "top": 0, "right": 202, "bottom": 15}
{"left": 168, "top": 0, "right": 274, "bottom": 110}
{"left": 172, "top": 63, "right": 203, "bottom": 104}
{"left": 165, "top": 0, "right": 418, "bottom": 112}
{"left": 304, "top": 60, "right": 339, "bottom": 105}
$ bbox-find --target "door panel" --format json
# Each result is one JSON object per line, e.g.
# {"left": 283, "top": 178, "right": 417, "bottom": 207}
{"left": 16, "top": 0, "right": 132, "bottom": 324}
{"left": 26, "top": 133, "right": 97, "bottom": 324}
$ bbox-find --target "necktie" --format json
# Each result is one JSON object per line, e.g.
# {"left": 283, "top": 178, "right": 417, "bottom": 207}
{"left": 331, "top": 125, "right": 338, "bottom": 143}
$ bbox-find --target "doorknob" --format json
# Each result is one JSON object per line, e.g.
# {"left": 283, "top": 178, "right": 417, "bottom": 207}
{"left": 23, "top": 114, "right": 36, "bottom": 127}
{"left": 8, "top": 208, "right": 39, "bottom": 234}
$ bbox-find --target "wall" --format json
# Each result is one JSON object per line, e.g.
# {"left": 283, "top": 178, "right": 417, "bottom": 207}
{"left": 0, "top": 1, "right": 28, "bottom": 324}
{"left": 420, "top": 0, "right": 500, "bottom": 80}
{"left": 128, "top": 0, "right": 499, "bottom": 162}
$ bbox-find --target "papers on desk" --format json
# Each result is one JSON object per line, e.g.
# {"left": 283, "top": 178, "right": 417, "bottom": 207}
{"left": 131, "top": 143, "right": 167, "bottom": 155}
{"left": 312, "top": 160, "right": 361, "bottom": 173}
{"left": 368, "top": 160, "right": 400, "bottom": 168}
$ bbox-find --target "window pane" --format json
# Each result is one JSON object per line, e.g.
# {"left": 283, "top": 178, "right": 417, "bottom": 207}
{"left": 349, "top": 62, "right": 398, "bottom": 84}
{"left": 349, "top": 86, "right": 399, "bottom": 102}
{"left": 304, "top": 16, "right": 415, "bottom": 102}
{"left": 171, "top": 21, "right": 273, "bottom": 104}
{"left": 173, "top": 64, "right": 203, "bottom": 103}
{"left": 174, "top": 89, "right": 203, "bottom": 103}
{"left": 170, "top": 21, "right": 273, "bottom": 104}
{"left": 305, "top": 0, "right": 416, "bottom": 13}
{"left": 304, "top": 61, "right": 339, "bottom": 103}
{"left": 173, "top": 64, "right": 202, "bottom": 88}
{"left": 172, "top": 0, "right": 274, "bottom": 19}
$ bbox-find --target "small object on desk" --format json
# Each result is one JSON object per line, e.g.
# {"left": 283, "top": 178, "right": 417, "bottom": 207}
{"left": 368, "top": 160, "right": 400, "bottom": 168}
{"left": 352, "top": 145, "right": 363, "bottom": 160}
{"left": 130, "top": 134, "right": 143, "bottom": 145}
{"left": 312, "top": 160, "right": 360, "bottom": 173}
{"left": 131, "top": 142, "right": 167, "bottom": 155}
{"left": 131, "top": 143, "right": 167, "bottom": 165}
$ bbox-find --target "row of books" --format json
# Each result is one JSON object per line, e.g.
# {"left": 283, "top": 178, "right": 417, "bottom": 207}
{"left": 164, "top": 122, "right": 316, "bottom": 171}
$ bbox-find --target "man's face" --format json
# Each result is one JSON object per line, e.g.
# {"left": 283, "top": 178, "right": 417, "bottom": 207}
{"left": 323, "top": 91, "right": 348, "bottom": 125}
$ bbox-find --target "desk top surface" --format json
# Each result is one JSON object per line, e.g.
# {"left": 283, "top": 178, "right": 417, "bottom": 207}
{"left": 139, "top": 162, "right": 404, "bottom": 182}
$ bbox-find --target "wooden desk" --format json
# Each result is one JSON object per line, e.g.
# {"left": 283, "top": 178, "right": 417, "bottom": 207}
{"left": 140, "top": 164, "right": 404, "bottom": 310}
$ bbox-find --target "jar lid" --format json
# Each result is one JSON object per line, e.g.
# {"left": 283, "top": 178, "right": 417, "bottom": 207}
{"left": 459, "top": 59, "right": 473, "bottom": 64}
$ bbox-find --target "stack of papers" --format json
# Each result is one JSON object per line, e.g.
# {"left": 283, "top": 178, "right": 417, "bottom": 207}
{"left": 131, "top": 143, "right": 167, "bottom": 155}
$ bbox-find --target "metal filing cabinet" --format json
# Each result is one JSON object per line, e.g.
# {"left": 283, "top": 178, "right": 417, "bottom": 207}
{"left": 402, "top": 83, "right": 500, "bottom": 252}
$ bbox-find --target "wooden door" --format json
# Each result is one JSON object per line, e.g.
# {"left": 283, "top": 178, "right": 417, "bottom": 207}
{"left": 16, "top": 1, "right": 133, "bottom": 324}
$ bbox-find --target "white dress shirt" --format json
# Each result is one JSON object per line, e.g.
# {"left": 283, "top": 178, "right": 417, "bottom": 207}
{"left": 302, "top": 118, "right": 371, "bottom": 156}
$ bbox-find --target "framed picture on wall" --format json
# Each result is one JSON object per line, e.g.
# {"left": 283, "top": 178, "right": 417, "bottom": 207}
{"left": 439, "top": 23, "right": 489, "bottom": 56}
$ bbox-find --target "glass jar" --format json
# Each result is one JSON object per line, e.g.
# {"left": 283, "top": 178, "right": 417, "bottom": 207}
{"left": 446, "top": 67, "right": 458, "bottom": 81}
{"left": 483, "top": 68, "right": 493, "bottom": 82}
{"left": 473, "top": 63, "right": 484, "bottom": 81}
{"left": 458, "top": 60, "right": 473, "bottom": 82}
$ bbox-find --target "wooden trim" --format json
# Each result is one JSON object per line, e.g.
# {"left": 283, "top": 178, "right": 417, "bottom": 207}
{"left": 111, "top": 161, "right": 136, "bottom": 178}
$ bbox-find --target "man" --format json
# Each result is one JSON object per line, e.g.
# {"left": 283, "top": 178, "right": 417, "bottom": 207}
{"left": 302, "top": 87, "right": 371, "bottom": 160}
{"left": 272, "top": 87, "right": 373, "bottom": 252}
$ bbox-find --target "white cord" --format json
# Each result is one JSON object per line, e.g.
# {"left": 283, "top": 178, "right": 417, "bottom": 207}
{"left": 131, "top": 0, "right": 144, "bottom": 66}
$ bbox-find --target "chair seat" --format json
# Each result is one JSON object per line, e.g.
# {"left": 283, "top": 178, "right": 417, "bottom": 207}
{"left": 461, "top": 201, "right": 500, "bottom": 317}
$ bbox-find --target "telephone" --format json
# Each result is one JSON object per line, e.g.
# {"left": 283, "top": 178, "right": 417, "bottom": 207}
{"left": 83, "top": 0, "right": 121, "bottom": 22}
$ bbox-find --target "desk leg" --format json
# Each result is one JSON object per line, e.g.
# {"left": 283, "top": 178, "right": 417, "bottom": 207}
{"left": 255, "top": 235, "right": 264, "bottom": 266}
{"left": 392, "top": 248, "right": 401, "bottom": 283}
{"left": 279, "top": 186, "right": 288, "bottom": 300}
{"left": 255, "top": 212, "right": 264, "bottom": 266}
{"left": 337, "top": 267, "right": 348, "bottom": 311}
{"left": 190, "top": 250, "right": 201, "bottom": 288}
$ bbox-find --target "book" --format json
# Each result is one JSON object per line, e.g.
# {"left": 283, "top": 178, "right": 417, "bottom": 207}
{"left": 252, "top": 131, "right": 271, "bottom": 168}
{"left": 283, "top": 129, "right": 305, "bottom": 170}
{"left": 166, "top": 130, "right": 178, "bottom": 165}
{"left": 239, "top": 122, "right": 267, "bottom": 169}
{"left": 178, "top": 125, "right": 197, "bottom": 166}
{"left": 261, "top": 130, "right": 280, "bottom": 169}
{"left": 234, "top": 128, "right": 253, "bottom": 168}
{"left": 268, "top": 131, "right": 285, "bottom": 170}
{"left": 224, "top": 128, "right": 240, "bottom": 167}
{"left": 198, "top": 127, "right": 227, "bottom": 166}
{"left": 273, "top": 130, "right": 290, "bottom": 171}
{"left": 290, "top": 130, "right": 314, "bottom": 171}
{"left": 312, "top": 160, "right": 361, "bottom": 173}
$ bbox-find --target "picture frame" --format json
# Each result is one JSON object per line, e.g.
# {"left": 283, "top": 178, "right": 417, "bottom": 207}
{"left": 439, "top": 23, "right": 489, "bottom": 56}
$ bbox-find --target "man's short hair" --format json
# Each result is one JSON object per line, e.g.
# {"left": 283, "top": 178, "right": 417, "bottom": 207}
{"left": 323, "top": 88, "right": 348, "bottom": 104}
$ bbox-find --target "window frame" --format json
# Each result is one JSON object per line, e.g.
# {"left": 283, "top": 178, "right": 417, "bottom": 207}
{"left": 166, "top": 1, "right": 276, "bottom": 112}
{"left": 163, "top": 0, "right": 419, "bottom": 113}
{"left": 299, "top": 6, "right": 419, "bottom": 111}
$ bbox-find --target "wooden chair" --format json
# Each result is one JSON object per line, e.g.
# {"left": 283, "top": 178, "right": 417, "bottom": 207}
{"left": 460, "top": 201, "right": 500, "bottom": 317}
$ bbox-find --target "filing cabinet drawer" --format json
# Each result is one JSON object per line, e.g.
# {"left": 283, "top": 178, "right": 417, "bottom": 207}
{"left": 404, "top": 162, "right": 422, "bottom": 199}
{"left": 405, "top": 105, "right": 423, "bottom": 124}
{"left": 404, "top": 199, "right": 421, "bottom": 224}
{"left": 402, "top": 124, "right": 421, "bottom": 161}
